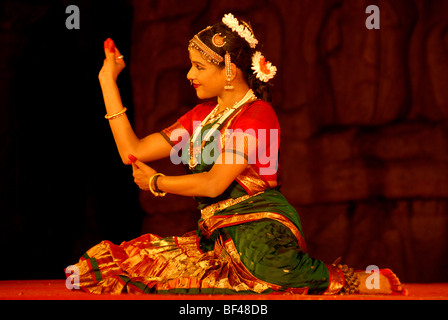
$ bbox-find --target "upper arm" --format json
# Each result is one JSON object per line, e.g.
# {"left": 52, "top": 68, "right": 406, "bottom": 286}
{"left": 133, "top": 132, "right": 173, "bottom": 163}
{"left": 135, "top": 118, "right": 192, "bottom": 163}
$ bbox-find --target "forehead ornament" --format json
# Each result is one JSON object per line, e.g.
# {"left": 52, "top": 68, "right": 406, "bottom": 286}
{"left": 212, "top": 33, "right": 226, "bottom": 48}
{"left": 188, "top": 27, "right": 224, "bottom": 66}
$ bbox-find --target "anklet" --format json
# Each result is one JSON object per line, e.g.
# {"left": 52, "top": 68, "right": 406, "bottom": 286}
{"left": 337, "top": 264, "right": 360, "bottom": 295}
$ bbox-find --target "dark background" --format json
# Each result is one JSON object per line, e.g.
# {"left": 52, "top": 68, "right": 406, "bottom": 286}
{"left": 1, "top": 0, "right": 447, "bottom": 283}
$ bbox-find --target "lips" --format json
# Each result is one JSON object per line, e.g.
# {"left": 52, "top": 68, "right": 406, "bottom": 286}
{"left": 193, "top": 83, "right": 200, "bottom": 89}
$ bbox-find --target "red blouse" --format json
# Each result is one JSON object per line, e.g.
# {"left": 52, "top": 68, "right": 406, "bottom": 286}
{"left": 161, "top": 100, "right": 281, "bottom": 194}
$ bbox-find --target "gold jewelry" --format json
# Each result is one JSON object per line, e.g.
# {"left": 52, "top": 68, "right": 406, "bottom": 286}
{"left": 105, "top": 107, "right": 127, "bottom": 120}
{"left": 335, "top": 263, "right": 360, "bottom": 295}
{"left": 206, "top": 106, "right": 231, "bottom": 124}
{"left": 212, "top": 33, "right": 226, "bottom": 48}
{"left": 224, "top": 52, "right": 234, "bottom": 90}
{"left": 116, "top": 55, "right": 124, "bottom": 59}
{"left": 188, "top": 27, "right": 224, "bottom": 66}
{"left": 149, "top": 173, "right": 167, "bottom": 197}
{"left": 188, "top": 89, "right": 257, "bottom": 170}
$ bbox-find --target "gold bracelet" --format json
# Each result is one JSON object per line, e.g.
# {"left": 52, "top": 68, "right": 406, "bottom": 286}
{"left": 149, "top": 173, "right": 167, "bottom": 197}
{"left": 105, "top": 107, "right": 127, "bottom": 120}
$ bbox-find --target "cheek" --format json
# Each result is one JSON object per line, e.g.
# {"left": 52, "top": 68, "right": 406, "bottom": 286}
{"left": 200, "top": 71, "right": 221, "bottom": 87}
{"left": 208, "top": 70, "right": 226, "bottom": 88}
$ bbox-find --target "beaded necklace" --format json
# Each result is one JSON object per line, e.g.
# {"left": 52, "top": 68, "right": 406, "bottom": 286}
{"left": 189, "top": 89, "right": 256, "bottom": 169}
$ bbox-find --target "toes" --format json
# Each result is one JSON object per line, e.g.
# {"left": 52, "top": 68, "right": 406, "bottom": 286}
{"left": 380, "top": 268, "right": 407, "bottom": 295}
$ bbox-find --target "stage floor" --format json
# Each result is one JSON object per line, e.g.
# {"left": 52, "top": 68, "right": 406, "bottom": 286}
{"left": 0, "top": 280, "right": 447, "bottom": 300}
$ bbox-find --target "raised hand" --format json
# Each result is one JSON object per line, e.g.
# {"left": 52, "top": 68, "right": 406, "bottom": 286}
{"left": 99, "top": 38, "right": 126, "bottom": 83}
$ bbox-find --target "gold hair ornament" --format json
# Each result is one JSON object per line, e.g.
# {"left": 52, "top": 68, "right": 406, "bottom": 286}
{"left": 188, "top": 27, "right": 224, "bottom": 66}
{"left": 212, "top": 33, "right": 226, "bottom": 48}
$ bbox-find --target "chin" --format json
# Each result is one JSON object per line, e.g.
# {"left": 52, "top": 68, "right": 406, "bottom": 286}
{"left": 195, "top": 90, "right": 215, "bottom": 100}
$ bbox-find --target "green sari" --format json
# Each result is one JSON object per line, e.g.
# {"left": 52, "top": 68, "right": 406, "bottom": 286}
{"left": 69, "top": 101, "right": 344, "bottom": 295}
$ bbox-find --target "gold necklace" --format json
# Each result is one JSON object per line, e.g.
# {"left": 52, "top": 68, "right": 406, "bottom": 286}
{"left": 189, "top": 90, "right": 257, "bottom": 169}
{"left": 206, "top": 106, "right": 231, "bottom": 124}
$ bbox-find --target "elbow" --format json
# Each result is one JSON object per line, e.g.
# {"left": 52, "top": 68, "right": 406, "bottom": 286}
{"left": 120, "top": 149, "right": 140, "bottom": 166}
{"left": 120, "top": 154, "right": 131, "bottom": 165}
{"left": 202, "top": 174, "right": 228, "bottom": 198}
{"left": 205, "top": 188, "right": 222, "bottom": 199}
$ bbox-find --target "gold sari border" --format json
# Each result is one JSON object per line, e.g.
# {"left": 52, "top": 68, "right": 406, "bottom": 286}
{"left": 200, "top": 192, "right": 263, "bottom": 220}
{"left": 222, "top": 236, "right": 309, "bottom": 295}
{"left": 199, "top": 211, "right": 307, "bottom": 253}
{"left": 323, "top": 264, "right": 345, "bottom": 295}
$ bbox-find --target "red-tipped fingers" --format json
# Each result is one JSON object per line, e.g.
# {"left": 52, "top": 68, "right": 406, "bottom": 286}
{"left": 103, "top": 38, "right": 110, "bottom": 49}
{"left": 105, "top": 38, "right": 115, "bottom": 53}
{"left": 103, "top": 38, "right": 116, "bottom": 58}
{"left": 128, "top": 154, "right": 140, "bottom": 169}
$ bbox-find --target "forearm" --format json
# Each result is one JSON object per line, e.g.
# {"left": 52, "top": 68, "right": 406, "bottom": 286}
{"left": 156, "top": 159, "right": 249, "bottom": 198}
{"left": 157, "top": 172, "right": 221, "bottom": 198}
{"left": 100, "top": 79, "right": 141, "bottom": 163}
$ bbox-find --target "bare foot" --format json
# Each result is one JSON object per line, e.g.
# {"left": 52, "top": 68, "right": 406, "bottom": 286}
{"left": 356, "top": 268, "right": 406, "bottom": 295}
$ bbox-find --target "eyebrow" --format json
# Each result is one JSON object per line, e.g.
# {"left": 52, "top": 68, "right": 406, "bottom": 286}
{"left": 191, "top": 60, "right": 206, "bottom": 66}
{"left": 189, "top": 52, "right": 206, "bottom": 66}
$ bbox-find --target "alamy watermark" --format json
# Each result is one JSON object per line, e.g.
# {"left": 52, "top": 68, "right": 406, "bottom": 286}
{"left": 64, "top": 4, "right": 380, "bottom": 31}
{"left": 65, "top": 5, "right": 80, "bottom": 30}
{"left": 365, "top": 5, "right": 380, "bottom": 30}
{"left": 168, "top": 123, "right": 279, "bottom": 176}
{"left": 65, "top": 265, "right": 80, "bottom": 290}
{"left": 365, "top": 264, "right": 380, "bottom": 289}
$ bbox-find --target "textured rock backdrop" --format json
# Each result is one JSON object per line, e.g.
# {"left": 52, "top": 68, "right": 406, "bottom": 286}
{"left": 0, "top": 0, "right": 446, "bottom": 283}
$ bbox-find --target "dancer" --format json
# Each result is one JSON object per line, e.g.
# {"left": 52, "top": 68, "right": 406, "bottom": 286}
{"left": 69, "top": 13, "right": 404, "bottom": 295}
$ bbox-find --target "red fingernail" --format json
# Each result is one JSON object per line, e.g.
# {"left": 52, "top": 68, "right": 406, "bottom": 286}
{"left": 104, "top": 38, "right": 111, "bottom": 49}
{"left": 128, "top": 154, "right": 137, "bottom": 163}
{"left": 108, "top": 39, "right": 115, "bottom": 53}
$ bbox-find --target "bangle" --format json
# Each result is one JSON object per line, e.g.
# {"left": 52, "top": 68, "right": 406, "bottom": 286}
{"left": 149, "top": 173, "right": 167, "bottom": 197}
{"left": 105, "top": 107, "right": 127, "bottom": 120}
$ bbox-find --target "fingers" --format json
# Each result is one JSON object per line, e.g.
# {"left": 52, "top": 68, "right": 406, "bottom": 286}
{"left": 103, "top": 38, "right": 126, "bottom": 70}
{"left": 114, "top": 47, "right": 124, "bottom": 60}
{"left": 129, "top": 154, "right": 149, "bottom": 190}
{"left": 104, "top": 38, "right": 115, "bottom": 58}
{"left": 128, "top": 154, "right": 140, "bottom": 169}
{"left": 127, "top": 154, "right": 158, "bottom": 191}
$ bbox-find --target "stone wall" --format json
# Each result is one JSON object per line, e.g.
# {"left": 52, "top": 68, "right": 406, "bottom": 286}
{"left": 130, "top": 0, "right": 448, "bottom": 283}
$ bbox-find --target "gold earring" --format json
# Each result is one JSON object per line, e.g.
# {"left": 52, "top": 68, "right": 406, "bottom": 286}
{"left": 224, "top": 52, "right": 234, "bottom": 90}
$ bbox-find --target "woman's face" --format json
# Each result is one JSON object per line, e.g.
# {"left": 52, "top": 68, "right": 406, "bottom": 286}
{"left": 187, "top": 49, "right": 226, "bottom": 99}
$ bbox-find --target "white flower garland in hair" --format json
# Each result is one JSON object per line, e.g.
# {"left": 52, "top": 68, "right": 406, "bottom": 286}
{"left": 251, "top": 51, "right": 277, "bottom": 82}
{"left": 222, "top": 13, "right": 258, "bottom": 48}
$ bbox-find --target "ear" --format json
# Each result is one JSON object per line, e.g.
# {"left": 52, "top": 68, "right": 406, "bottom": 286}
{"left": 221, "top": 63, "right": 238, "bottom": 81}
{"left": 230, "top": 63, "right": 238, "bottom": 82}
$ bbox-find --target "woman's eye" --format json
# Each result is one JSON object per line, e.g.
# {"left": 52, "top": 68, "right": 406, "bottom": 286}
{"left": 196, "top": 64, "right": 204, "bottom": 70}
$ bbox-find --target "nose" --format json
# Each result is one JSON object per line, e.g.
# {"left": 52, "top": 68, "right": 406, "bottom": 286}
{"left": 187, "top": 66, "right": 196, "bottom": 82}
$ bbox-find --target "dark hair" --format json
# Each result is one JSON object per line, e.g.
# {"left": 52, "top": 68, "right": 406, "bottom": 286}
{"left": 197, "top": 21, "right": 272, "bottom": 103}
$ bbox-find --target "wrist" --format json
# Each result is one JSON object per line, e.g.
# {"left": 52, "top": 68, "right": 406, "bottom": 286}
{"left": 99, "top": 74, "right": 117, "bottom": 86}
{"left": 149, "top": 173, "right": 167, "bottom": 197}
